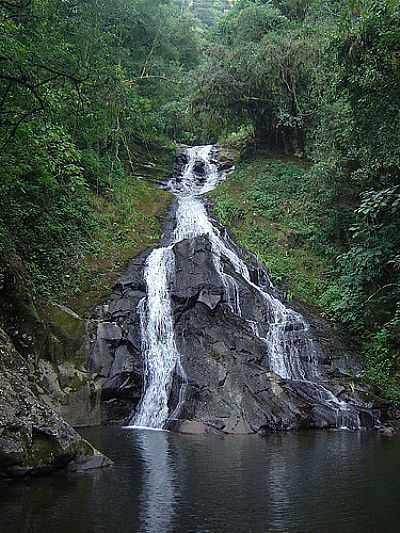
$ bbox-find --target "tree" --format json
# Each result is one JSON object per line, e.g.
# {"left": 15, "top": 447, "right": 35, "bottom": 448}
{"left": 191, "top": 0, "right": 316, "bottom": 152}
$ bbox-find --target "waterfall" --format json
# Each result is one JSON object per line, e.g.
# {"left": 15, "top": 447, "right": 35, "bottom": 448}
{"left": 134, "top": 248, "right": 179, "bottom": 429}
{"left": 133, "top": 145, "right": 361, "bottom": 431}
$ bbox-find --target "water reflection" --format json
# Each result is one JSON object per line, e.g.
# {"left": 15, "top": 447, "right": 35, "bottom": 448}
{"left": 135, "top": 430, "right": 177, "bottom": 533}
{"left": 2, "top": 428, "right": 400, "bottom": 533}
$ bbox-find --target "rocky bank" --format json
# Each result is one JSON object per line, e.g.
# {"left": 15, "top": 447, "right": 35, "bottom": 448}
{"left": 0, "top": 326, "right": 111, "bottom": 478}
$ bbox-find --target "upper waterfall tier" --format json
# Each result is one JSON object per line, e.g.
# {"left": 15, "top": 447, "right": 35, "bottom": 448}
{"left": 89, "top": 146, "right": 380, "bottom": 433}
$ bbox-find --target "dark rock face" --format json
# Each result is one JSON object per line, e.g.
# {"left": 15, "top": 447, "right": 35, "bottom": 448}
{"left": 193, "top": 160, "right": 206, "bottom": 177}
{"left": 88, "top": 145, "right": 381, "bottom": 433}
{"left": 0, "top": 255, "right": 112, "bottom": 477}
{"left": 169, "top": 236, "right": 378, "bottom": 433}
{"left": 170, "top": 151, "right": 189, "bottom": 183}
{"left": 0, "top": 328, "right": 112, "bottom": 478}
{"left": 0, "top": 252, "right": 105, "bottom": 431}
{"left": 90, "top": 233, "right": 380, "bottom": 432}
{"left": 87, "top": 256, "right": 149, "bottom": 424}
{"left": 209, "top": 145, "right": 237, "bottom": 173}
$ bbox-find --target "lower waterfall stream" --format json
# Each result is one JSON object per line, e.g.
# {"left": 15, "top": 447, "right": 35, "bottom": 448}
{"left": 131, "top": 145, "right": 364, "bottom": 431}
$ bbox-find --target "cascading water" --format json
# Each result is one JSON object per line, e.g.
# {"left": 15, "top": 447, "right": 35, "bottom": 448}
{"left": 134, "top": 248, "right": 179, "bottom": 429}
{"left": 133, "top": 145, "right": 362, "bottom": 430}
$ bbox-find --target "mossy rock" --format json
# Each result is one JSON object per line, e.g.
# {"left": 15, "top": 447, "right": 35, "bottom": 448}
{"left": 39, "top": 303, "right": 87, "bottom": 364}
{"left": 40, "top": 303, "right": 85, "bottom": 339}
{"left": 25, "top": 431, "right": 65, "bottom": 469}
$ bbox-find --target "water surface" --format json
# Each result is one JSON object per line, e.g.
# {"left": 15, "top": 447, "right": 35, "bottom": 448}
{"left": 2, "top": 427, "right": 400, "bottom": 533}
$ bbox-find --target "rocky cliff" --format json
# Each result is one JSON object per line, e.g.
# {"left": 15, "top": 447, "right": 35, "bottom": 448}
{"left": 88, "top": 232, "right": 380, "bottom": 433}
{"left": 88, "top": 146, "right": 382, "bottom": 433}
{"left": 0, "top": 326, "right": 111, "bottom": 478}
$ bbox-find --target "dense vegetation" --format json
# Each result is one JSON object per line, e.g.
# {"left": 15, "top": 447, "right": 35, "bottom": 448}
{"left": 210, "top": 157, "right": 327, "bottom": 305}
{"left": 178, "top": 0, "right": 235, "bottom": 25}
{"left": 0, "top": 0, "right": 201, "bottom": 302}
{"left": 1, "top": 0, "right": 399, "bottom": 403}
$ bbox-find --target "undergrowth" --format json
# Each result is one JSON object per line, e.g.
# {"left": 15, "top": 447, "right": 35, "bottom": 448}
{"left": 64, "top": 175, "right": 171, "bottom": 317}
{"left": 210, "top": 156, "right": 334, "bottom": 305}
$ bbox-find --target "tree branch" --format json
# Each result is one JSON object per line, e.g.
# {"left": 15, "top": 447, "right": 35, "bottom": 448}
{"left": 364, "top": 284, "right": 400, "bottom": 305}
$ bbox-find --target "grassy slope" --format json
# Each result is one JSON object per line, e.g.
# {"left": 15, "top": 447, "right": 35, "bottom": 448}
{"left": 39, "top": 168, "right": 172, "bottom": 320}
{"left": 65, "top": 179, "right": 171, "bottom": 317}
{"left": 209, "top": 154, "right": 334, "bottom": 306}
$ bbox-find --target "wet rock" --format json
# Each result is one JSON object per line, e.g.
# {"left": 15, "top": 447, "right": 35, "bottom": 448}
{"left": 88, "top": 267, "right": 146, "bottom": 423}
{"left": 97, "top": 322, "right": 123, "bottom": 342}
{"left": 110, "top": 344, "right": 136, "bottom": 376}
{"left": 102, "top": 343, "right": 142, "bottom": 405}
{"left": 379, "top": 425, "right": 395, "bottom": 437}
{"left": 101, "top": 398, "right": 134, "bottom": 425}
{"left": 0, "top": 327, "right": 111, "bottom": 478}
{"left": 67, "top": 448, "right": 112, "bottom": 472}
{"left": 171, "top": 420, "right": 223, "bottom": 435}
{"left": 38, "top": 303, "right": 88, "bottom": 366}
{"left": 197, "top": 288, "right": 223, "bottom": 310}
{"left": 89, "top": 336, "right": 114, "bottom": 377}
{"left": 38, "top": 359, "right": 65, "bottom": 402}
{"left": 60, "top": 380, "right": 102, "bottom": 428}
{"left": 211, "top": 145, "right": 237, "bottom": 172}
{"left": 88, "top": 322, "right": 123, "bottom": 378}
{"left": 87, "top": 146, "right": 381, "bottom": 434}
{"left": 168, "top": 235, "right": 380, "bottom": 433}
{"left": 170, "top": 152, "right": 189, "bottom": 182}
{"left": 193, "top": 160, "right": 206, "bottom": 176}
{"left": 109, "top": 290, "right": 144, "bottom": 318}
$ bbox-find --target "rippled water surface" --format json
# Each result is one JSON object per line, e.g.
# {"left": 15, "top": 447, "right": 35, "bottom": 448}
{"left": 2, "top": 427, "right": 400, "bottom": 533}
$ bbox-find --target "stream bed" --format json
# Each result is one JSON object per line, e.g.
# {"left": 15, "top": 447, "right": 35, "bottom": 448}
{"left": 2, "top": 426, "right": 400, "bottom": 533}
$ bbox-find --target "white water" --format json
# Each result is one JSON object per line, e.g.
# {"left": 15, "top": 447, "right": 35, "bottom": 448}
{"left": 134, "top": 248, "right": 179, "bottom": 429}
{"left": 133, "top": 145, "right": 361, "bottom": 430}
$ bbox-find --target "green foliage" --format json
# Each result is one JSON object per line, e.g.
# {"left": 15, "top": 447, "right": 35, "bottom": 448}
{"left": 307, "top": 0, "right": 400, "bottom": 398}
{"left": 213, "top": 195, "right": 245, "bottom": 226}
{"left": 64, "top": 175, "right": 171, "bottom": 317}
{"left": 191, "top": 0, "right": 319, "bottom": 150}
{"left": 0, "top": 0, "right": 198, "bottom": 296}
{"left": 0, "top": 124, "right": 93, "bottom": 288}
{"left": 210, "top": 157, "right": 329, "bottom": 304}
{"left": 219, "top": 125, "right": 256, "bottom": 153}
{"left": 177, "top": 0, "right": 235, "bottom": 27}
{"left": 221, "top": 1, "right": 287, "bottom": 43}
{"left": 365, "top": 326, "right": 400, "bottom": 406}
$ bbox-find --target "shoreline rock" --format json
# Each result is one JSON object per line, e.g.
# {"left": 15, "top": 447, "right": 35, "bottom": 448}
{"left": 0, "top": 327, "right": 112, "bottom": 479}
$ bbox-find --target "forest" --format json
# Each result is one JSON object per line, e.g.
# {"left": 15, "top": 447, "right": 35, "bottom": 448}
{"left": 1, "top": 0, "right": 399, "bottom": 409}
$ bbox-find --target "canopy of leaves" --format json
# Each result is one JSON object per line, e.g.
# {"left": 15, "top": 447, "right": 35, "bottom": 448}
{"left": 191, "top": 0, "right": 318, "bottom": 151}
{"left": 0, "top": 0, "right": 199, "bottom": 288}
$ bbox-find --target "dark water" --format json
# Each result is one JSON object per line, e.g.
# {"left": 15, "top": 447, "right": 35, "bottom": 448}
{"left": 2, "top": 428, "right": 400, "bottom": 533}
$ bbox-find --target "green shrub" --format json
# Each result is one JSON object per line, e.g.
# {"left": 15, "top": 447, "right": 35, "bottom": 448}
{"left": 365, "top": 328, "right": 400, "bottom": 405}
{"left": 220, "top": 125, "right": 256, "bottom": 153}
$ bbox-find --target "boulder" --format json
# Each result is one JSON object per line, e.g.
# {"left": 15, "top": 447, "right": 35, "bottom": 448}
{"left": 193, "top": 160, "right": 206, "bottom": 176}
{"left": 0, "top": 327, "right": 111, "bottom": 478}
